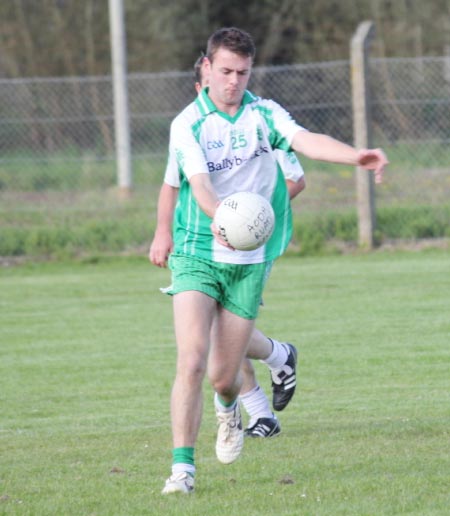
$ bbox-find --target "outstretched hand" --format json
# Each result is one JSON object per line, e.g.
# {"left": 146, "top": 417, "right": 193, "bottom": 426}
{"left": 357, "top": 148, "right": 389, "bottom": 184}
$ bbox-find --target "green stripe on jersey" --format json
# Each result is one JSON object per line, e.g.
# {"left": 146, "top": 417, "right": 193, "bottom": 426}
{"left": 265, "top": 164, "right": 293, "bottom": 258}
{"left": 253, "top": 104, "right": 292, "bottom": 151}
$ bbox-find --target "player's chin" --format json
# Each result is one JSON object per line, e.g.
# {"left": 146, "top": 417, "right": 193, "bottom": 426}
{"left": 225, "top": 91, "right": 241, "bottom": 103}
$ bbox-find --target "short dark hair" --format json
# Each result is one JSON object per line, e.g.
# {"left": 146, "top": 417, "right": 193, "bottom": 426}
{"left": 206, "top": 27, "right": 255, "bottom": 63}
{"left": 194, "top": 54, "right": 205, "bottom": 84}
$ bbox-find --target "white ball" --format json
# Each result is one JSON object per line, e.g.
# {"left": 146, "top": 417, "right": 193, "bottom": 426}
{"left": 213, "top": 192, "right": 275, "bottom": 251}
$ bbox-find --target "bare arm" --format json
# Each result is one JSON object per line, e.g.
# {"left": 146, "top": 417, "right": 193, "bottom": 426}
{"left": 189, "top": 173, "right": 220, "bottom": 218}
{"left": 291, "top": 130, "right": 388, "bottom": 184}
{"left": 149, "top": 183, "right": 179, "bottom": 267}
{"left": 189, "top": 173, "right": 234, "bottom": 249}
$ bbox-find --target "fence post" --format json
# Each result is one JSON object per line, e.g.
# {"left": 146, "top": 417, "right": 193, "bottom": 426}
{"left": 109, "top": 0, "right": 132, "bottom": 198}
{"left": 351, "top": 21, "right": 375, "bottom": 248}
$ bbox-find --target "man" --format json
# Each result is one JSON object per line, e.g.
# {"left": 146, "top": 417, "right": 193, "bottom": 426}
{"left": 158, "top": 27, "right": 387, "bottom": 495}
{"left": 150, "top": 55, "right": 306, "bottom": 441}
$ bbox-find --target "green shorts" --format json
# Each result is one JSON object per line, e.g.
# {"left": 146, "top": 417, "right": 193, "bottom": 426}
{"left": 167, "top": 254, "right": 271, "bottom": 320}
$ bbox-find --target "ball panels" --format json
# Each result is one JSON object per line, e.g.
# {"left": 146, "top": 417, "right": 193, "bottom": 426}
{"left": 213, "top": 191, "right": 275, "bottom": 251}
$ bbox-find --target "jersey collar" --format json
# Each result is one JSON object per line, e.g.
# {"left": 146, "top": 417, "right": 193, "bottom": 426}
{"left": 195, "top": 88, "right": 258, "bottom": 117}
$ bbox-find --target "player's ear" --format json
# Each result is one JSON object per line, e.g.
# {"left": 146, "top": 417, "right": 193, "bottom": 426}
{"left": 195, "top": 82, "right": 201, "bottom": 94}
{"left": 203, "top": 57, "right": 212, "bottom": 72}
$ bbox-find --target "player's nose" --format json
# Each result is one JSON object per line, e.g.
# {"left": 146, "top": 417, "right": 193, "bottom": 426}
{"left": 229, "top": 72, "right": 239, "bottom": 85}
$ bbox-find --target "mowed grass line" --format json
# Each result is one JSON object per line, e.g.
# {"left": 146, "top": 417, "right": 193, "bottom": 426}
{"left": 0, "top": 251, "right": 449, "bottom": 515}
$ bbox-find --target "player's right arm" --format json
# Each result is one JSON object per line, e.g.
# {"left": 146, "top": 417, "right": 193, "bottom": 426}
{"left": 189, "top": 173, "right": 220, "bottom": 219}
{"left": 168, "top": 110, "right": 232, "bottom": 249}
{"left": 189, "top": 173, "right": 234, "bottom": 250}
{"left": 149, "top": 182, "right": 179, "bottom": 267}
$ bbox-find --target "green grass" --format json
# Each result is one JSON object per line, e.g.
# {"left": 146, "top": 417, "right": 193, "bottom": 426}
{"left": 1, "top": 251, "right": 449, "bottom": 515}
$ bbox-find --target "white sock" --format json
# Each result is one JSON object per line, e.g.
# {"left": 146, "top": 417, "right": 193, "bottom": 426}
{"left": 172, "top": 463, "right": 195, "bottom": 476}
{"left": 239, "top": 385, "right": 273, "bottom": 428}
{"left": 261, "top": 339, "right": 288, "bottom": 370}
{"left": 214, "top": 392, "right": 237, "bottom": 413}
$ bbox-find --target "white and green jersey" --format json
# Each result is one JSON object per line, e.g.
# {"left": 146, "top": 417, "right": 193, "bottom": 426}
{"left": 168, "top": 88, "right": 306, "bottom": 264}
{"left": 274, "top": 149, "right": 304, "bottom": 182}
{"left": 164, "top": 143, "right": 304, "bottom": 186}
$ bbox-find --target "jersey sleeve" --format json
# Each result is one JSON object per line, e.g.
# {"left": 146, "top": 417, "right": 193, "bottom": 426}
{"left": 163, "top": 150, "right": 181, "bottom": 187}
{"left": 274, "top": 149, "right": 305, "bottom": 182}
{"left": 262, "top": 99, "right": 307, "bottom": 152}
{"left": 169, "top": 112, "right": 209, "bottom": 181}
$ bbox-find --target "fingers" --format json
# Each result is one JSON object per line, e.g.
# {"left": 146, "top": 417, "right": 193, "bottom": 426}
{"left": 149, "top": 246, "right": 169, "bottom": 267}
{"left": 149, "top": 233, "right": 173, "bottom": 267}
{"left": 374, "top": 164, "right": 385, "bottom": 184}
{"left": 357, "top": 148, "right": 389, "bottom": 184}
{"left": 210, "top": 222, "right": 235, "bottom": 250}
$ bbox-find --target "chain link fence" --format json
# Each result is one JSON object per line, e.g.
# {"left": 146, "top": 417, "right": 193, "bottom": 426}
{"left": 1, "top": 56, "right": 449, "bottom": 254}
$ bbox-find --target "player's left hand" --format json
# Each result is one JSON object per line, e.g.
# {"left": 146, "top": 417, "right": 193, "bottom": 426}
{"left": 149, "top": 230, "right": 173, "bottom": 267}
{"left": 357, "top": 148, "right": 389, "bottom": 184}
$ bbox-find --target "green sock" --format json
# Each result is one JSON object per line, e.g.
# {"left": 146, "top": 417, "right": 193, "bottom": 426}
{"left": 215, "top": 393, "right": 237, "bottom": 409}
{"left": 172, "top": 446, "right": 195, "bottom": 466}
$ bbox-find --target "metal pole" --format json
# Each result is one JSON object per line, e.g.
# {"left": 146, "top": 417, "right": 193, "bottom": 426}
{"left": 351, "top": 21, "right": 375, "bottom": 248}
{"left": 109, "top": 0, "right": 132, "bottom": 197}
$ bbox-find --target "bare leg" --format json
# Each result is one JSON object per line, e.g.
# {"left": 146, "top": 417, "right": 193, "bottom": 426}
{"left": 171, "top": 291, "right": 216, "bottom": 448}
{"left": 208, "top": 306, "right": 254, "bottom": 401}
{"left": 246, "top": 327, "right": 273, "bottom": 360}
{"left": 240, "top": 357, "right": 258, "bottom": 394}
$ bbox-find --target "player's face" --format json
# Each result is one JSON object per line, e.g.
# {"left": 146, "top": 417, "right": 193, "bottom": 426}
{"left": 206, "top": 48, "right": 252, "bottom": 114}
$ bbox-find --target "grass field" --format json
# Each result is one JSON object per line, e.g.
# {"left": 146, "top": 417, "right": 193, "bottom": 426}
{"left": 1, "top": 250, "right": 449, "bottom": 515}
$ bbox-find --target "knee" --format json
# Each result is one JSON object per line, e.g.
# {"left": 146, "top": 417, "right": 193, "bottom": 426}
{"left": 211, "top": 377, "right": 231, "bottom": 396}
{"left": 209, "top": 370, "right": 239, "bottom": 398}
{"left": 176, "top": 353, "right": 207, "bottom": 385}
